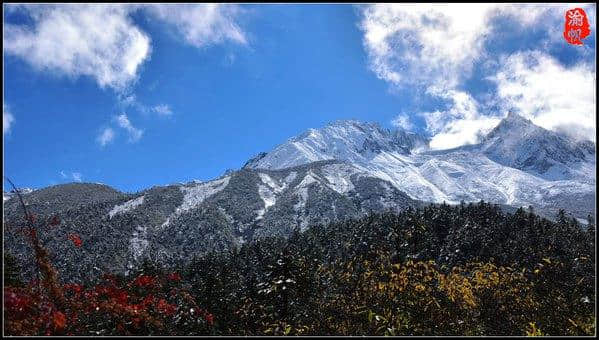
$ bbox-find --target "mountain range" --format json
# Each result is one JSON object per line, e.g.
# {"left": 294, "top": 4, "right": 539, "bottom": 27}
{"left": 3, "top": 113, "right": 595, "bottom": 282}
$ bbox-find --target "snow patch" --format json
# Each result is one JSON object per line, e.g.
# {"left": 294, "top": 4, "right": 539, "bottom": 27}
{"left": 161, "top": 176, "right": 230, "bottom": 228}
{"left": 255, "top": 184, "right": 276, "bottom": 220}
{"left": 129, "top": 225, "right": 148, "bottom": 262}
{"left": 109, "top": 196, "right": 145, "bottom": 219}
{"left": 322, "top": 164, "right": 355, "bottom": 194}
{"left": 293, "top": 171, "right": 321, "bottom": 211}
{"left": 258, "top": 173, "right": 286, "bottom": 193}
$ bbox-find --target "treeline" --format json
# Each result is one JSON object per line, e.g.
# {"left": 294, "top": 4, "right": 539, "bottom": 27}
{"left": 4, "top": 201, "right": 596, "bottom": 335}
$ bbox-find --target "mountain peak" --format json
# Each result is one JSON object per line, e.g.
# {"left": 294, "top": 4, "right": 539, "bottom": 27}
{"left": 245, "top": 119, "right": 429, "bottom": 170}
{"left": 505, "top": 111, "right": 528, "bottom": 121}
{"left": 485, "top": 112, "right": 538, "bottom": 141}
{"left": 481, "top": 112, "right": 593, "bottom": 176}
{"left": 327, "top": 119, "right": 381, "bottom": 129}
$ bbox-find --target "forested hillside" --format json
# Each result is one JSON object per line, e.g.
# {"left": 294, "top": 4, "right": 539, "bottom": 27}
{"left": 4, "top": 201, "right": 595, "bottom": 335}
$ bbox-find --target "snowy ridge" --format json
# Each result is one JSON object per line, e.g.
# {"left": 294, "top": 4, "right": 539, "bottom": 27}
{"left": 255, "top": 173, "right": 297, "bottom": 220}
{"left": 249, "top": 120, "right": 429, "bottom": 170}
{"left": 161, "top": 176, "right": 230, "bottom": 228}
{"left": 109, "top": 196, "right": 145, "bottom": 219}
{"left": 321, "top": 163, "right": 356, "bottom": 194}
{"left": 245, "top": 116, "right": 595, "bottom": 214}
{"left": 293, "top": 170, "right": 321, "bottom": 212}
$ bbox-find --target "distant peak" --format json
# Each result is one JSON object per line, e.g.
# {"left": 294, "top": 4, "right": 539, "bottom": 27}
{"left": 504, "top": 112, "right": 532, "bottom": 124}
{"left": 327, "top": 119, "right": 374, "bottom": 128}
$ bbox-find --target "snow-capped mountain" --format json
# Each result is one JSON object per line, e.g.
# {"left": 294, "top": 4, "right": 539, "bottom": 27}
{"left": 245, "top": 114, "right": 595, "bottom": 218}
{"left": 243, "top": 120, "right": 430, "bottom": 170}
{"left": 3, "top": 114, "right": 595, "bottom": 282}
{"left": 480, "top": 112, "right": 595, "bottom": 180}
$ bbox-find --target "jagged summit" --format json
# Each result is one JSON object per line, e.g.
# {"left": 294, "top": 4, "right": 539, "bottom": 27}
{"left": 505, "top": 111, "right": 531, "bottom": 122}
{"left": 325, "top": 119, "right": 386, "bottom": 132}
{"left": 481, "top": 113, "right": 594, "bottom": 176}
{"left": 240, "top": 116, "right": 594, "bottom": 216}
{"left": 245, "top": 119, "right": 430, "bottom": 170}
{"left": 484, "top": 112, "right": 538, "bottom": 141}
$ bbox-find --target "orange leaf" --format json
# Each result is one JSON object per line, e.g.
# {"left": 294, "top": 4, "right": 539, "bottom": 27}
{"left": 68, "top": 233, "right": 82, "bottom": 248}
{"left": 53, "top": 311, "right": 67, "bottom": 331}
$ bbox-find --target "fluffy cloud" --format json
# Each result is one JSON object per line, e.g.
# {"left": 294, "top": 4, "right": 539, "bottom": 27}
{"left": 357, "top": 4, "right": 572, "bottom": 90}
{"left": 97, "top": 127, "right": 115, "bottom": 146}
{"left": 4, "top": 4, "right": 151, "bottom": 91}
{"left": 359, "top": 4, "right": 596, "bottom": 148}
{"left": 146, "top": 4, "right": 246, "bottom": 47}
{"left": 72, "top": 172, "right": 83, "bottom": 182}
{"left": 118, "top": 93, "right": 173, "bottom": 117}
{"left": 360, "top": 4, "right": 492, "bottom": 90}
{"left": 115, "top": 114, "right": 143, "bottom": 142}
{"left": 391, "top": 113, "right": 414, "bottom": 131}
{"left": 490, "top": 51, "right": 595, "bottom": 142}
{"left": 152, "top": 104, "right": 173, "bottom": 116}
{"left": 3, "top": 4, "right": 247, "bottom": 91}
{"left": 3, "top": 103, "right": 15, "bottom": 135}
{"left": 420, "top": 90, "right": 501, "bottom": 150}
{"left": 4, "top": 4, "right": 248, "bottom": 147}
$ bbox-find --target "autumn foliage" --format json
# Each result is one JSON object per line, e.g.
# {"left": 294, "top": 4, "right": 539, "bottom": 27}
{"left": 3, "top": 183, "right": 213, "bottom": 336}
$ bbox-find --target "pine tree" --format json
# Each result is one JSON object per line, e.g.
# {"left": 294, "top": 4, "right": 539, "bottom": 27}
{"left": 4, "top": 252, "right": 23, "bottom": 287}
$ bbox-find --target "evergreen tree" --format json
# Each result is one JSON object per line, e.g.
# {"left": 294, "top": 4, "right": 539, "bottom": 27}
{"left": 4, "top": 252, "right": 23, "bottom": 287}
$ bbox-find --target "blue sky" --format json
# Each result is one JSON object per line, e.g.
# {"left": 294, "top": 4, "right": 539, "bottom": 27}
{"left": 3, "top": 4, "right": 596, "bottom": 192}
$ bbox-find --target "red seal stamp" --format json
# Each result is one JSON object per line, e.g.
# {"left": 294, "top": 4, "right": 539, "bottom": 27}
{"left": 563, "top": 8, "right": 590, "bottom": 45}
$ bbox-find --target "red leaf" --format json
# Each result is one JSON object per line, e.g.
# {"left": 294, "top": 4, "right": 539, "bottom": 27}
{"left": 68, "top": 233, "right": 82, "bottom": 248}
{"left": 156, "top": 298, "right": 176, "bottom": 316}
{"left": 141, "top": 294, "right": 155, "bottom": 307}
{"left": 204, "top": 313, "right": 214, "bottom": 325}
{"left": 53, "top": 311, "right": 67, "bottom": 331}
{"left": 133, "top": 275, "right": 154, "bottom": 287}
{"left": 116, "top": 290, "right": 128, "bottom": 305}
{"left": 167, "top": 272, "right": 181, "bottom": 281}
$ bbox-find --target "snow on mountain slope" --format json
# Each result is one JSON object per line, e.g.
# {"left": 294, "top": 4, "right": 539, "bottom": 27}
{"left": 244, "top": 120, "right": 430, "bottom": 170}
{"left": 245, "top": 116, "right": 595, "bottom": 216}
{"left": 160, "top": 176, "right": 231, "bottom": 228}
{"left": 109, "top": 195, "right": 145, "bottom": 219}
{"left": 481, "top": 112, "right": 595, "bottom": 180}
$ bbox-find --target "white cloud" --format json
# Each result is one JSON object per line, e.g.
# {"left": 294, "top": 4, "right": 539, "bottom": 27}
{"left": 3, "top": 103, "right": 15, "bottom": 135}
{"left": 358, "top": 4, "right": 563, "bottom": 91}
{"left": 419, "top": 90, "right": 501, "bottom": 150}
{"left": 72, "top": 172, "right": 83, "bottom": 182}
{"left": 4, "top": 4, "right": 151, "bottom": 91}
{"left": 118, "top": 93, "right": 147, "bottom": 113}
{"left": 118, "top": 93, "right": 173, "bottom": 117}
{"left": 60, "top": 170, "right": 67, "bottom": 178}
{"left": 360, "top": 4, "right": 486, "bottom": 90}
{"left": 97, "top": 127, "right": 115, "bottom": 146}
{"left": 3, "top": 4, "right": 249, "bottom": 92}
{"left": 490, "top": 51, "right": 596, "bottom": 142}
{"left": 427, "top": 115, "right": 502, "bottom": 150}
{"left": 359, "top": 4, "right": 596, "bottom": 148}
{"left": 146, "top": 4, "right": 246, "bottom": 48}
{"left": 115, "top": 114, "right": 143, "bottom": 142}
{"left": 391, "top": 113, "right": 414, "bottom": 131}
{"left": 152, "top": 104, "right": 173, "bottom": 116}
